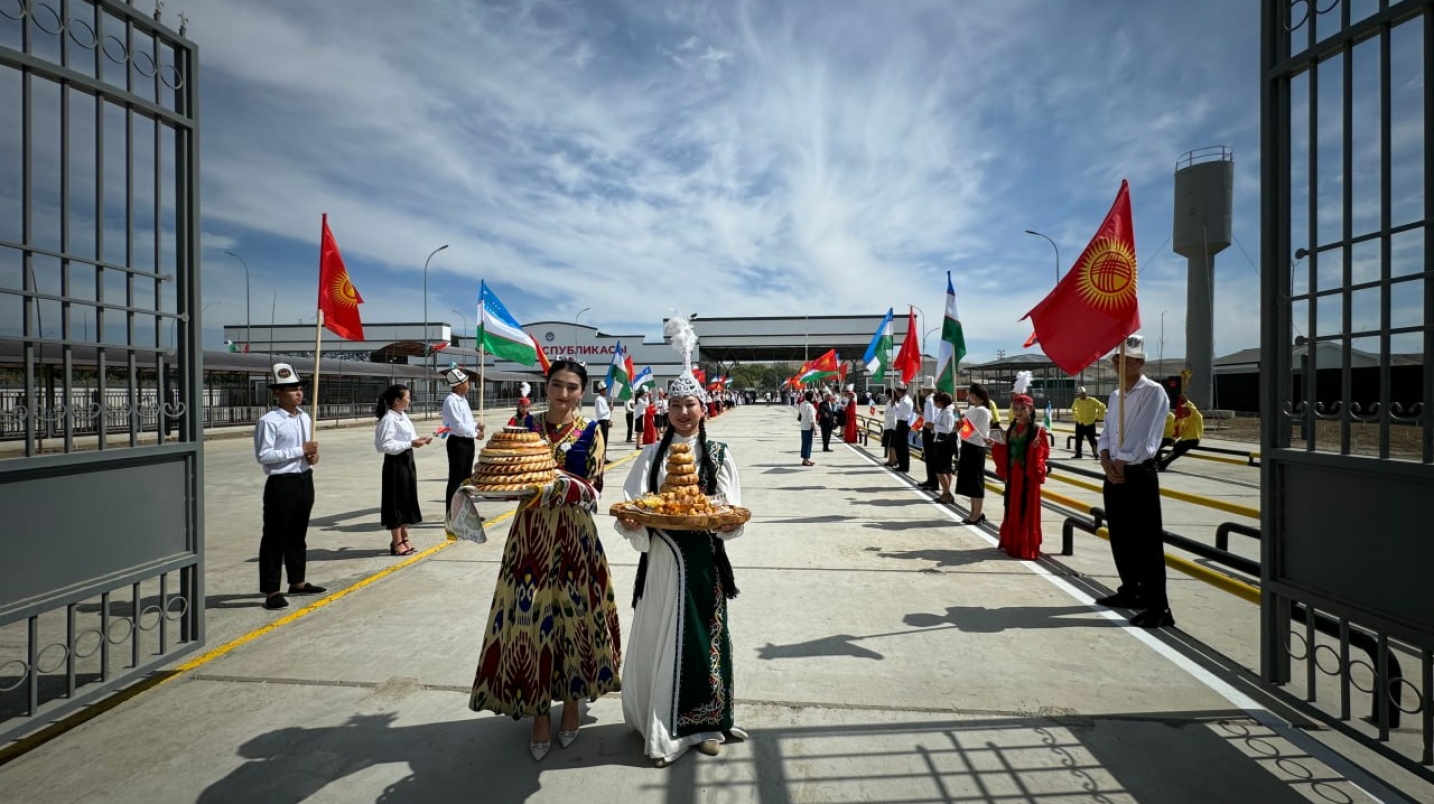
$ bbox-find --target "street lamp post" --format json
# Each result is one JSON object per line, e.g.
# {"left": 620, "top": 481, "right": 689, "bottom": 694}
{"left": 451, "top": 308, "right": 469, "bottom": 345}
{"left": 422, "top": 244, "right": 449, "bottom": 414}
{"left": 223, "top": 250, "right": 251, "bottom": 352}
{"left": 573, "top": 307, "right": 591, "bottom": 353}
{"left": 1024, "top": 230, "right": 1061, "bottom": 285}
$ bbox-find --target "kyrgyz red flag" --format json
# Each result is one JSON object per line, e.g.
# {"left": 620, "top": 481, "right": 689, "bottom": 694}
{"left": 892, "top": 307, "right": 922, "bottom": 384}
{"left": 318, "top": 215, "right": 365, "bottom": 341}
{"left": 1021, "top": 181, "right": 1140, "bottom": 374}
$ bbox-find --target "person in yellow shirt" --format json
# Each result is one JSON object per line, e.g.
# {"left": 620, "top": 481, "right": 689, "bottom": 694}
{"left": 1158, "top": 396, "right": 1204, "bottom": 471}
{"left": 1069, "top": 386, "right": 1106, "bottom": 459}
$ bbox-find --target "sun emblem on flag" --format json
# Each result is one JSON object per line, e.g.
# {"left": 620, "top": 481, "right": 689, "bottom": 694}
{"left": 329, "top": 272, "right": 362, "bottom": 308}
{"left": 1075, "top": 237, "right": 1137, "bottom": 311}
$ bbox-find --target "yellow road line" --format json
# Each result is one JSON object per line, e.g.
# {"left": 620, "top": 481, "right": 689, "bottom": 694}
{"left": 0, "top": 452, "right": 646, "bottom": 765}
{"left": 1044, "top": 470, "right": 1260, "bottom": 520}
{"left": 1085, "top": 526, "right": 1262, "bottom": 605}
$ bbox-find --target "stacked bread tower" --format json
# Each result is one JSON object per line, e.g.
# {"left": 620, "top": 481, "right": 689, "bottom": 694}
{"left": 470, "top": 428, "right": 557, "bottom": 492}
{"left": 633, "top": 441, "right": 715, "bottom": 516}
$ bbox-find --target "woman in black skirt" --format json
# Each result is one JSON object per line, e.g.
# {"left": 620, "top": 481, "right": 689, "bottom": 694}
{"left": 955, "top": 383, "right": 993, "bottom": 526}
{"left": 374, "top": 384, "right": 432, "bottom": 555}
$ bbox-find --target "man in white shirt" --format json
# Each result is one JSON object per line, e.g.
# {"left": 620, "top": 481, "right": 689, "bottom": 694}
{"left": 593, "top": 380, "right": 613, "bottom": 462}
{"left": 1096, "top": 335, "right": 1174, "bottom": 628}
{"left": 891, "top": 382, "right": 915, "bottom": 473}
{"left": 918, "top": 377, "right": 938, "bottom": 490}
{"left": 252, "top": 363, "right": 324, "bottom": 611}
{"left": 441, "top": 369, "right": 485, "bottom": 519}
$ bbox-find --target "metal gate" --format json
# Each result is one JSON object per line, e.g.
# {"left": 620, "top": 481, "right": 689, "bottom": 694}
{"left": 0, "top": 0, "right": 202, "bottom": 741}
{"left": 1261, "top": 0, "right": 1433, "bottom": 772}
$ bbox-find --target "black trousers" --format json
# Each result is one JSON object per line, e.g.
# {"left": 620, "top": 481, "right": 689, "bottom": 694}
{"left": 1102, "top": 462, "right": 1167, "bottom": 609}
{"left": 819, "top": 423, "right": 834, "bottom": 450}
{"left": 260, "top": 472, "right": 315, "bottom": 594}
{"left": 445, "top": 436, "right": 476, "bottom": 514}
{"left": 599, "top": 420, "right": 612, "bottom": 456}
{"left": 625, "top": 411, "right": 634, "bottom": 441}
{"left": 893, "top": 421, "right": 912, "bottom": 472}
{"left": 1160, "top": 439, "right": 1200, "bottom": 470}
{"left": 921, "top": 427, "right": 936, "bottom": 485}
{"left": 1074, "top": 423, "right": 1098, "bottom": 457}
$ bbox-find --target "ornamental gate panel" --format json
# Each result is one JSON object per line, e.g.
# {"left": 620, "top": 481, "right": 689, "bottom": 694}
{"left": 0, "top": 0, "right": 202, "bottom": 741}
{"left": 1261, "top": 0, "right": 1433, "bottom": 772}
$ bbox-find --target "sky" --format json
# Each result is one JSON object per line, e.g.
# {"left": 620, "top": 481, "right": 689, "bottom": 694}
{"left": 5, "top": 0, "right": 1419, "bottom": 365}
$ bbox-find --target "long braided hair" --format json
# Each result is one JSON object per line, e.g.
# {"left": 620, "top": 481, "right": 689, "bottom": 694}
{"left": 631, "top": 417, "right": 741, "bottom": 607}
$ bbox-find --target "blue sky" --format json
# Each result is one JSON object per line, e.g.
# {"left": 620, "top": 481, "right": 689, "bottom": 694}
{"left": 7, "top": 1, "right": 1363, "bottom": 362}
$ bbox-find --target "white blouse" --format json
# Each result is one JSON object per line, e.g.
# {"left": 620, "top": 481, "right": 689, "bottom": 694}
{"left": 933, "top": 406, "right": 958, "bottom": 435}
{"left": 374, "top": 409, "right": 418, "bottom": 455}
{"left": 961, "top": 404, "right": 992, "bottom": 447}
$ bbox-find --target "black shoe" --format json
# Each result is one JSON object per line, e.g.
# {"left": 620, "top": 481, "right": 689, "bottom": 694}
{"left": 960, "top": 514, "right": 986, "bottom": 526}
{"left": 288, "top": 583, "right": 327, "bottom": 595}
{"left": 1073, "top": 454, "right": 1083, "bottom": 460}
{"left": 264, "top": 593, "right": 289, "bottom": 610}
{"left": 1095, "top": 593, "right": 1145, "bottom": 608}
{"left": 1130, "top": 608, "right": 1175, "bottom": 628}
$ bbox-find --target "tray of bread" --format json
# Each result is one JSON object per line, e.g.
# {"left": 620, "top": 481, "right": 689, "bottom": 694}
{"left": 467, "top": 427, "right": 556, "bottom": 498}
{"left": 608, "top": 441, "right": 751, "bottom": 530}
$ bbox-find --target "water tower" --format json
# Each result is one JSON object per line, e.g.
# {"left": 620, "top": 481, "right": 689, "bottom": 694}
{"left": 1172, "top": 147, "right": 1233, "bottom": 410}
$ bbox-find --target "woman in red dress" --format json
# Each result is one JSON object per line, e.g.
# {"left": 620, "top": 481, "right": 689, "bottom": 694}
{"left": 641, "top": 390, "right": 658, "bottom": 445}
{"left": 991, "top": 393, "right": 1049, "bottom": 560}
{"left": 842, "top": 387, "right": 859, "bottom": 444}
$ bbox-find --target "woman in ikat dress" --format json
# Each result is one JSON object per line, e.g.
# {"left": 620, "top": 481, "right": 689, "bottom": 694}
{"left": 469, "top": 360, "right": 622, "bottom": 762}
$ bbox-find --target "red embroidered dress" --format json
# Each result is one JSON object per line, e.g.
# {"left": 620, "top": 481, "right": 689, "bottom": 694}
{"left": 991, "top": 422, "right": 1049, "bottom": 560}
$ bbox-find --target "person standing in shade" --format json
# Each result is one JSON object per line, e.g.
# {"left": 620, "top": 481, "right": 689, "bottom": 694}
{"left": 252, "top": 363, "right": 325, "bottom": 611}
{"left": 918, "top": 377, "right": 938, "bottom": 490}
{"left": 1070, "top": 386, "right": 1106, "bottom": 460}
{"left": 375, "top": 384, "right": 431, "bottom": 556}
{"left": 891, "top": 382, "right": 914, "bottom": 473}
{"left": 955, "top": 383, "right": 993, "bottom": 526}
{"left": 615, "top": 354, "right": 746, "bottom": 767}
{"left": 593, "top": 380, "right": 613, "bottom": 462}
{"left": 441, "top": 369, "right": 485, "bottom": 524}
{"left": 797, "top": 390, "right": 817, "bottom": 466}
{"left": 470, "top": 359, "right": 620, "bottom": 762}
{"left": 1097, "top": 335, "right": 1175, "bottom": 628}
{"left": 1158, "top": 395, "right": 1204, "bottom": 472}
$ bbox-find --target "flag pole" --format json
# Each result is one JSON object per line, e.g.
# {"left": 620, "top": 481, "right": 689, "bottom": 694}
{"left": 311, "top": 309, "right": 324, "bottom": 428}
{"left": 1117, "top": 339, "right": 1127, "bottom": 447}
{"left": 478, "top": 334, "right": 486, "bottom": 426}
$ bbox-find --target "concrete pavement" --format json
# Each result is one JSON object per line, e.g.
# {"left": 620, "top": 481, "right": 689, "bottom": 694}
{"left": 0, "top": 404, "right": 1419, "bottom": 803}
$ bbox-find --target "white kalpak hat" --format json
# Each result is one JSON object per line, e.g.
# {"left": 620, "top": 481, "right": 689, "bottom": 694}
{"left": 1112, "top": 334, "right": 1147, "bottom": 360}
{"left": 267, "top": 363, "right": 302, "bottom": 389}
{"left": 444, "top": 368, "right": 470, "bottom": 386}
{"left": 920, "top": 376, "right": 936, "bottom": 390}
{"left": 664, "top": 312, "right": 707, "bottom": 402}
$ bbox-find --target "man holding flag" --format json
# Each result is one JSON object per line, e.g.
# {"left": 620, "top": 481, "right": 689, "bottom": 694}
{"left": 1021, "top": 181, "right": 1172, "bottom": 628}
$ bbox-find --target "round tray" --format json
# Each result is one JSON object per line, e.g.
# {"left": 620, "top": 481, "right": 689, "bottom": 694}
{"left": 463, "top": 484, "right": 548, "bottom": 502}
{"left": 608, "top": 504, "right": 751, "bottom": 531}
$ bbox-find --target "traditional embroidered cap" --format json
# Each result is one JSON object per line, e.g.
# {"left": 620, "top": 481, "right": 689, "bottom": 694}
{"left": 267, "top": 362, "right": 302, "bottom": 389}
{"left": 595, "top": 380, "right": 608, "bottom": 391}
{"left": 1112, "top": 334, "right": 1147, "bottom": 360}
{"left": 663, "top": 312, "right": 707, "bottom": 402}
{"left": 445, "top": 368, "right": 470, "bottom": 386}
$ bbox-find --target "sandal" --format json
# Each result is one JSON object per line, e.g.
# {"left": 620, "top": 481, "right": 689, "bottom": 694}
{"left": 389, "top": 543, "right": 416, "bottom": 556}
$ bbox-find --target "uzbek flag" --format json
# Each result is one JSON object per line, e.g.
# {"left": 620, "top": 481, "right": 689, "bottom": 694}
{"left": 936, "top": 272, "right": 966, "bottom": 394}
{"left": 862, "top": 309, "right": 894, "bottom": 382}
{"left": 478, "top": 281, "right": 538, "bottom": 365}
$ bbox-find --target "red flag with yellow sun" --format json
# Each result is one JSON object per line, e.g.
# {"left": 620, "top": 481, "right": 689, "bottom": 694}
{"left": 318, "top": 214, "right": 365, "bottom": 341}
{"left": 1021, "top": 180, "right": 1139, "bottom": 375}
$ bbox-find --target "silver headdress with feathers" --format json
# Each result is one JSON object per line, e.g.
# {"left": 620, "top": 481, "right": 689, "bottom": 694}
{"left": 519, "top": 382, "right": 531, "bottom": 399}
{"left": 1012, "top": 370, "right": 1033, "bottom": 396}
{"left": 664, "top": 312, "right": 707, "bottom": 401}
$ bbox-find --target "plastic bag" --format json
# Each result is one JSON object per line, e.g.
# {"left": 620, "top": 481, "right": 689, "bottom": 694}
{"left": 446, "top": 486, "right": 488, "bottom": 544}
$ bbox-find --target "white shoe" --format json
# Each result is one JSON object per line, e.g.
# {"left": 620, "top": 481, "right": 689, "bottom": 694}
{"left": 725, "top": 726, "right": 749, "bottom": 742}
{"left": 696, "top": 739, "right": 722, "bottom": 756}
{"left": 530, "top": 741, "right": 551, "bottom": 761}
{"left": 558, "top": 728, "right": 578, "bottom": 748}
